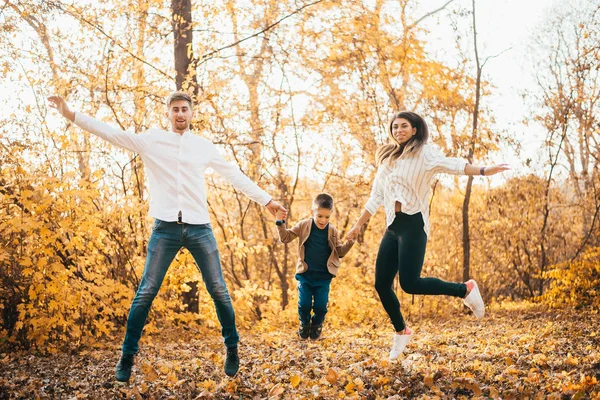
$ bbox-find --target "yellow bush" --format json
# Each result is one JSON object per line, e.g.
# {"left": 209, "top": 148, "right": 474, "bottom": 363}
{"left": 541, "top": 247, "right": 600, "bottom": 308}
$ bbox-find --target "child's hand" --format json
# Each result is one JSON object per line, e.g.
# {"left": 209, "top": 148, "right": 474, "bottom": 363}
{"left": 276, "top": 209, "right": 286, "bottom": 221}
{"left": 266, "top": 200, "right": 287, "bottom": 218}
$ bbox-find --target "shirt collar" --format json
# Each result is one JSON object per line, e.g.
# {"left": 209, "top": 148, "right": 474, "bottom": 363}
{"left": 170, "top": 128, "right": 191, "bottom": 136}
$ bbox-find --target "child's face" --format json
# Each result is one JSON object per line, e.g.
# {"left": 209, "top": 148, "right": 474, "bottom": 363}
{"left": 312, "top": 207, "right": 332, "bottom": 230}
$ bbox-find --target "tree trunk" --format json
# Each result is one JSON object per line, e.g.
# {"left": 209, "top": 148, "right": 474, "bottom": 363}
{"left": 462, "top": 0, "right": 482, "bottom": 282}
{"left": 462, "top": 176, "right": 473, "bottom": 282}
{"left": 172, "top": 0, "right": 199, "bottom": 312}
{"left": 172, "top": 0, "right": 198, "bottom": 98}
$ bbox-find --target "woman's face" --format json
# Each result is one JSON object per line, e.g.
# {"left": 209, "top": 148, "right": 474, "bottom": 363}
{"left": 391, "top": 118, "right": 416, "bottom": 144}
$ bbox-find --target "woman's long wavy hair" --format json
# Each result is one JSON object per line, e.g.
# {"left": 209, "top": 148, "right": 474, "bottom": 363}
{"left": 375, "top": 111, "right": 429, "bottom": 166}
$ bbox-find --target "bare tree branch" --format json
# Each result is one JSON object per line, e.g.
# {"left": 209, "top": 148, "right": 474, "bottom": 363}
{"left": 481, "top": 47, "right": 513, "bottom": 69}
{"left": 572, "top": 200, "right": 600, "bottom": 260}
{"left": 0, "top": 0, "right": 9, "bottom": 19}
{"left": 409, "top": 0, "right": 456, "bottom": 29}
{"left": 198, "top": 0, "right": 327, "bottom": 64}
{"left": 50, "top": 1, "right": 173, "bottom": 80}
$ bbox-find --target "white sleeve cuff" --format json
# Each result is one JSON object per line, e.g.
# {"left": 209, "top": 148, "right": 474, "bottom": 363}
{"left": 364, "top": 201, "right": 379, "bottom": 215}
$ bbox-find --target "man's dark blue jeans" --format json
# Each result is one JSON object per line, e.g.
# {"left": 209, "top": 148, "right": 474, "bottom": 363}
{"left": 122, "top": 220, "right": 239, "bottom": 355}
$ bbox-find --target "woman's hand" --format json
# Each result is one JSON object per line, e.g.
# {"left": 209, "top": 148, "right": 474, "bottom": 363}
{"left": 484, "top": 164, "right": 511, "bottom": 176}
{"left": 346, "top": 209, "right": 372, "bottom": 241}
{"left": 345, "top": 226, "right": 361, "bottom": 241}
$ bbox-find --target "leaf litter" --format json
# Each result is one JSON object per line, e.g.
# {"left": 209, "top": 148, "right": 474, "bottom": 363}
{"left": 0, "top": 306, "right": 598, "bottom": 399}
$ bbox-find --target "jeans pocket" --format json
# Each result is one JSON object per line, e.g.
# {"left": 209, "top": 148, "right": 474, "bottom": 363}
{"left": 152, "top": 219, "right": 164, "bottom": 232}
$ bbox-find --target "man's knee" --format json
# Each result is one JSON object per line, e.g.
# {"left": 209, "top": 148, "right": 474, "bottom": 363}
{"left": 207, "top": 281, "right": 231, "bottom": 301}
{"left": 134, "top": 283, "right": 161, "bottom": 304}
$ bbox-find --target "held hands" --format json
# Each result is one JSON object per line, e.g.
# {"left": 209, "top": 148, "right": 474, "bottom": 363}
{"left": 47, "top": 96, "right": 75, "bottom": 122}
{"left": 345, "top": 225, "right": 360, "bottom": 241}
{"left": 266, "top": 199, "right": 287, "bottom": 219}
{"left": 275, "top": 208, "right": 286, "bottom": 221}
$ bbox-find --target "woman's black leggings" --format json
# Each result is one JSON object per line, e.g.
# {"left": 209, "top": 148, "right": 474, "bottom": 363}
{"left": 375, "top": 212, "right": 467, "bottom": 332}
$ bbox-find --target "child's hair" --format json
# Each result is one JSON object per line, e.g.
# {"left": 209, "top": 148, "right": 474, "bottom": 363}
{"left": 312, "top": 193, "right": 334, "bottom": 210}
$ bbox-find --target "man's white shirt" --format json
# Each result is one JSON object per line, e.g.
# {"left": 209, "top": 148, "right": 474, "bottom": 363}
{"left": 75, "top": 113, "right": 271, "bottom": 224}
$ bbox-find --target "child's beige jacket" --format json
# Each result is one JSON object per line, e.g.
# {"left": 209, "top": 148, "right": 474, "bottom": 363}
{"left": 276, "top": 218, "right": 355, "bottom": 276}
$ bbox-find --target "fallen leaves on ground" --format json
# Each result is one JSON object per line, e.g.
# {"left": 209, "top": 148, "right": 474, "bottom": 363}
{"left": 0, "top": 306, "right": 598, "bottom": 399}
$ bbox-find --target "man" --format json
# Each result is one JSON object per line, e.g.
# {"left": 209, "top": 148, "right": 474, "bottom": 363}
{"left": 48, "top": 92, "right": 287, "bottom": 381}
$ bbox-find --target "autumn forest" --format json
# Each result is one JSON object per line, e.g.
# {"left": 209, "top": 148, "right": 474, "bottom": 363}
{"left": 0, "top": 0, "right": 599, "bottom": 398}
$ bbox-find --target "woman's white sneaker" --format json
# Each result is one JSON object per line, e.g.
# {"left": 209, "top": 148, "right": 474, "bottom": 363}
{"left": 463, "top": 279, "right": 485, "bottom": 318}
{"left": 389, "top": 329, "right": 412, "bottom": 360}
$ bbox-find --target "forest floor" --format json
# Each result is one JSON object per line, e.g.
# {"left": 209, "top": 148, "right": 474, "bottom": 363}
{"left": 1, "top": 304, "right": 599, "bottom": 399}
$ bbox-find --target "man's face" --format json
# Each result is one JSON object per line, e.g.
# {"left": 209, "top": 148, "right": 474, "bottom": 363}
{"left": 166, "top": 99, "right": 193, "bottom": 133}
{"left": 312, "top": 207, "right": 332, "bottom": 230}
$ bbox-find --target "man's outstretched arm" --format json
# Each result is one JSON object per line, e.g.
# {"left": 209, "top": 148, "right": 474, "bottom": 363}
{"left": 208, "top": 144, "right": 287, "bottom": 218}
{"left": 48, "top": 96, "right": 146, "bottom": 154}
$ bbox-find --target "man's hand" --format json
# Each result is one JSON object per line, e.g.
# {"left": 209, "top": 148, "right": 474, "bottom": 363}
{"left": 47, "top": 96, "right": 75, "bottom": 122}
{"left": 266, "top": 199, "right": 287, "bottom": 219}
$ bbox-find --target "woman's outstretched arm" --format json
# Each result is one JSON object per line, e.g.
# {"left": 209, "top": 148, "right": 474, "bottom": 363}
{"left": 464, "top": 163, "right": 511, "bottom": 176}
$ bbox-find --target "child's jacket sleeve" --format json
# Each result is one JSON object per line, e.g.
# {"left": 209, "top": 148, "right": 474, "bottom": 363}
{"left": 276, "top": 221, "right": 302, "bottom": 243}
{"left": 334, "top": 229, "right": 355, "bottom": 258}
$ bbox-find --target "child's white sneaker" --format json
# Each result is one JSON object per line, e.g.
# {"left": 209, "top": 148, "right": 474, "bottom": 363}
{"left": 463, "top": 279, "right": 485, "bottom": 318}
{"left": 389, "top": 328, "right": 412, "bottom": 360}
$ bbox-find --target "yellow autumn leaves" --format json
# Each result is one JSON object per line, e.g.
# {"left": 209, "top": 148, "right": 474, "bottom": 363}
{"left": 267, "top": 368, "right": 364, "bottom": 398}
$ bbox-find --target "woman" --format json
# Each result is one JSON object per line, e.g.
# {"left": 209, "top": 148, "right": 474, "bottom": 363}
{"left": 346, "top": 111, "right": 509, "bottom": 360}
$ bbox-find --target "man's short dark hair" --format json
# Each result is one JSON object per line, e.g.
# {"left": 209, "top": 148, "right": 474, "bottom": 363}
{"left": 166, "top": 91, "right": 193, "bottom": 108}
{"left": 313, "top": 193, "right": 334, "bottom": 210}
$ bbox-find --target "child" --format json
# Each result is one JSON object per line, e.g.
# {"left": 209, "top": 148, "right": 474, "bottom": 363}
{"left": 275, "top": 193, "right": 355, "bottom": 340}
